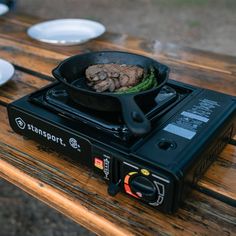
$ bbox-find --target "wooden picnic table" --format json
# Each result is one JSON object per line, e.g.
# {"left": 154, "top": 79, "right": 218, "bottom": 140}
{"left": 0, "top": 12, "right": 235, "bottom": 236}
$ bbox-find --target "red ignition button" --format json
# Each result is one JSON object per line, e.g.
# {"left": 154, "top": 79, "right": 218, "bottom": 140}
{"left": 94, "top": 157, "right": 104, "bottom": 170}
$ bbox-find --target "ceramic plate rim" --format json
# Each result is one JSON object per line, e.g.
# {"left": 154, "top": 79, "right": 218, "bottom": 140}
{"left": 0, "top": 59, "right": 15, "bottom": 86}
{"left": 27, "top": 18, "right": 106, "bottom": 45}
{"left": 0, "top": 3, "right": 9, "bottom": 15}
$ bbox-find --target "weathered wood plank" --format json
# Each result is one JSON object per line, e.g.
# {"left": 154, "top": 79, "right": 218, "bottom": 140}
{"left": 0, "top": 37, "right": 64, "bottom": 77}
{"left": 198, "top": 144, "right": 236, "bottom": 203}
{"left": 2, "top": 13, "right": 236, "bottom": 75}
{"left": 0, "top": 159, "right": 132, "bottom": 236}
{"left": 1, "top": 15, "right": 236, "bottom": 96}
{"left": 0, "top": 70, "right": 50, "bottom": 104}
{"left": 0, "top": 106, "right": 235, "bottom": 236}
{"left": 0, "top": 37, "right": 236, "bottom": 96}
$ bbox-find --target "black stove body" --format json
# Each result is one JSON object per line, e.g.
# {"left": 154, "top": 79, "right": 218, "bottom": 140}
{"left": 7, "top": 80, "right": 236, "bottom": 213}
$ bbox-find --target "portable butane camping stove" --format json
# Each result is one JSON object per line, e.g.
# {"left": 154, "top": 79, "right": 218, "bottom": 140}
{"left": 7, "top": 80, "right": 236, "bottom": 213}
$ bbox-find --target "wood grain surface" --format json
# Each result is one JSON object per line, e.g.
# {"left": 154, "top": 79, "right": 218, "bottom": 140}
{"left": 0, "top": 13, "right": 235, "bottom": 236}
{"left": 1, "top": 14, "right": 236, "bottom": 95}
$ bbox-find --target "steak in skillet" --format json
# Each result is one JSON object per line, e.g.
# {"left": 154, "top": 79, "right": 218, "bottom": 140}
{"left": 85, "top": 64, "right": 144, "bottom": 92}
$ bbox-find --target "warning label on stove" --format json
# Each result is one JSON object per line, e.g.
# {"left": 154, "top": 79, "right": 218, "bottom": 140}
{"left": 181, "top": 111, "right": 209, "bottom": 123}
{"left": 164, "top": 124, "right": 196, "bottom": 140}
{"left": 186, "top": 98, "right": 220, "bottom": 120}
{"left": 163, "top": 98, "right": 221, "bottom": 140}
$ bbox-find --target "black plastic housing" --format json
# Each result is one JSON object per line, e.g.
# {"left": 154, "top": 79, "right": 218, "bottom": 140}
{"left": 7, "top": 80, "right": 236, "bottom": 213}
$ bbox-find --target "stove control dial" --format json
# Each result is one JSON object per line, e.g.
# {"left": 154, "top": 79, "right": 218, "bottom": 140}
{"left": 129, "top": 176, "right": 157, "bottom": 202}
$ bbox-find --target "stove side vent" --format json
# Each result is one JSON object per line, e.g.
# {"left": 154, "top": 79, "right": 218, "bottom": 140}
{"left": 192, "top": 125, "right": 233, "bottom": 185}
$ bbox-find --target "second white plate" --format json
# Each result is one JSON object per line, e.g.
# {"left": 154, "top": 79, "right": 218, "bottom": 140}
{"left": 0, "top": 3, "right": 9, "bottom": 15}
{"left": 0, "top": 59, "right": 15, "bottom": 86}
{"left": 27, "top": 19, "right": 106, "bottom": 45}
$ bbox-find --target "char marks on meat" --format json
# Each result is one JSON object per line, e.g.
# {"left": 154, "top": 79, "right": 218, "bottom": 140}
{"left": 85, "top": 64, "right": 143, "bottom": 92}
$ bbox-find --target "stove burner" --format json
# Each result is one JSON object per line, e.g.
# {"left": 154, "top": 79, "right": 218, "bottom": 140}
{"left": 29, "top": 82, "right": 188, "bottom": 141}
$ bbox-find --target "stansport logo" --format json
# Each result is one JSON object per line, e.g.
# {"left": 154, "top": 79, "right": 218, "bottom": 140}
{"left": 15, "top": 117, "right": 66, "bottom": 147}
{"left": 14, "top": 117, "right": 83, "bottom": 151}
{"left": 15, "top": 117, "right": 26, "bottom": 130}
{"left": 27, "top": 124, "right": 66, "bottom": 146}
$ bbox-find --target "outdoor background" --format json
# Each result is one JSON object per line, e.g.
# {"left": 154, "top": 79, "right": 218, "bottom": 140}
{"left": 1, "top": 0, "right": 235, "bottom": 236}
{"left": 17, "top": 0, "right": 236, "bottom": 56}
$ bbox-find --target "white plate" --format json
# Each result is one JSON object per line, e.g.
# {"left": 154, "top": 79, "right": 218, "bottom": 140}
{"left": 0, "top": 59, "right": 15, "bottom": 86}
{"left": 0, "top": 3, "right": 9, "bottom": 15}
{"left": 27, "top": 19, "right": 106, "bottom": 45}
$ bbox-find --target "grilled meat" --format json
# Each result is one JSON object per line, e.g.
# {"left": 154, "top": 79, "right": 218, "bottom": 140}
{"left": 85, "top": 64, "right": 143, "bottom": 92}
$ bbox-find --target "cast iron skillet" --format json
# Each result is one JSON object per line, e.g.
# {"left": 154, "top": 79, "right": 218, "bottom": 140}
{"left": 52, "top": 51, "right": 169, "bottom": 135}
